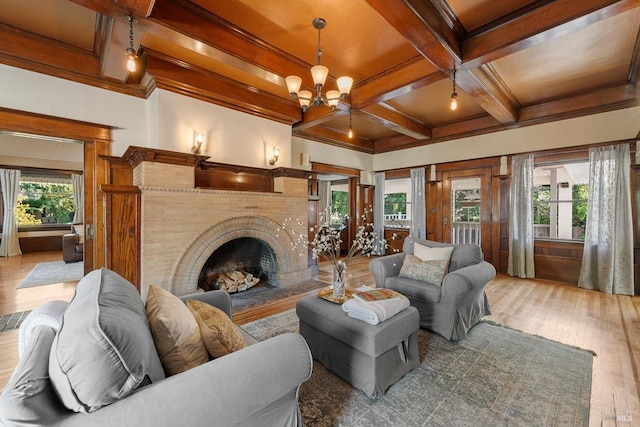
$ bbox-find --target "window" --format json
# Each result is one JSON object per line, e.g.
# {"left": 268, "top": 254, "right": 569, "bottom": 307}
{"left": 533, "top": 162, "right": 588, "bottom": 240}
{"left": 17, "top": 175, "right": 75, "bottom": 226}
{"left": 451, "top": 178, "right": 481, "bottom": 245}
{"left": 384, "top": 178, "right": 411, "bottom": 228}
{"left": 330, "top": 188, "right": 349, "bottom": 225}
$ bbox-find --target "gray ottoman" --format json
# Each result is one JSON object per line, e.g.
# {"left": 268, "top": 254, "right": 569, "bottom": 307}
{"left": 296, "top": 293, "right": 420, "bottom": 398}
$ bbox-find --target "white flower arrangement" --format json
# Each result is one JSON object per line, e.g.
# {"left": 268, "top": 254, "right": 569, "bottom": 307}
{"left": 277, "top": 210, "right": 390, "bottom": 274}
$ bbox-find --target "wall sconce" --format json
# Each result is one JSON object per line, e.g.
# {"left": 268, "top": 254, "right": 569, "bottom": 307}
{"left": 125, "top": 15, "right": 137, "bottom": 73}
{"left": 191, "top": 131, "right": 206, "bottom": 155}
{"left": 430, "top": 164, "right": 437, "bottom": 181}
{"left": 499, "top": 156, "right": 508, "bottom": 175}
{"left": 268, "top": 146, "right": 280, "bottom": 165}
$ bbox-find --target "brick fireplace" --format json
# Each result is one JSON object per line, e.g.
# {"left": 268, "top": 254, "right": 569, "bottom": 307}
{"left": 133, "top": 160, "right": 312, "bottom": 298}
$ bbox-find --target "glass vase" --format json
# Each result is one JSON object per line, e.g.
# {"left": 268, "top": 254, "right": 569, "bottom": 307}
{"left": 332, "top": 263, "right": 346, "bottom": 300}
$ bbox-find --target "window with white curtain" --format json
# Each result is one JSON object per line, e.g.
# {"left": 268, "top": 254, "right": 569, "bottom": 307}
{"left": 384, "top": 178, "right": 412, "bottom": 228}
{"left": 532, "top": 161, "right": 589, "bottom": 241}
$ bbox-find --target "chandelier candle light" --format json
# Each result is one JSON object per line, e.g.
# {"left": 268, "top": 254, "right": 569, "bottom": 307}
{"left": 278, "top": 210, "right": 391, "bottom": 300}
{"left": 285, "top": 18, "right": 353, "bottom": 112}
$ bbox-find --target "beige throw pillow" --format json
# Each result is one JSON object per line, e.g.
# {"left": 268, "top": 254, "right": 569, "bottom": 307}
{"left": 146, "top": 285, "right": 209, "bottom": 375}
{"left": 399, "top": 254, "right": 450, "bottom": 285}
{"left": 414, "top": 242, "right": 454, "bottom": 262}
{"left": 187, "top": 299, "right": 246, "bottom": 359}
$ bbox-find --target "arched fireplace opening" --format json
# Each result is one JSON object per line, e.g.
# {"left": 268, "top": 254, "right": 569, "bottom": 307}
{"left": 197, "top": 237, "right": 279, "bottom": 292}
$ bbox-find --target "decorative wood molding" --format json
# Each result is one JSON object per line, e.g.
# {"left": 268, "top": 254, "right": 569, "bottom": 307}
{"left": 0, "top": 107, "right": 113, "bottom": 142}
{"left": 311, "top": 162, "right": 361, "bottom": 177}
{"left": 123, "top": 146, "right": 209, "bottom": 168}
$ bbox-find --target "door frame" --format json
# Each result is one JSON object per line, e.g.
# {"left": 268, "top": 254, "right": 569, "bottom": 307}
{"left": 441, "top": 167, "right": 493, "bottom": 262}
{"left": 0, "top": 107, "right": 112, "bottom": 273}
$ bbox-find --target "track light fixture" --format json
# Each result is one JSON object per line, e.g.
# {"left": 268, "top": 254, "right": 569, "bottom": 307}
{"left": 450, "top": 67, "right": 458, "bottom": 111}
{"left": 125, "top": 15, "right": 137, "bottom": 73}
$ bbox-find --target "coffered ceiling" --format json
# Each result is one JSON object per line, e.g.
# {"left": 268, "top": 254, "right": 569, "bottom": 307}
{"left": 1, "top": 0, "right": 638, "bottom": 154}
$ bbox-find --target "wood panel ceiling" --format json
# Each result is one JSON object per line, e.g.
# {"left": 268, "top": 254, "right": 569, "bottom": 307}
{"left": 1, "top": 0, "right": 638, "bottom": 154}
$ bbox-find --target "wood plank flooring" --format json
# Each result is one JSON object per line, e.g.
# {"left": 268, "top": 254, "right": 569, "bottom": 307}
{"left": 1, "top": 252, "right": 639, "bottom": 426}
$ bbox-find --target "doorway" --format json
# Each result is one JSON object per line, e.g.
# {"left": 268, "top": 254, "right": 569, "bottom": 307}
{"left": 442, "top": 168, "right": 492, "bottom": 261}
{"left": 0, "top": 107, "right": 113, "bottom": 274}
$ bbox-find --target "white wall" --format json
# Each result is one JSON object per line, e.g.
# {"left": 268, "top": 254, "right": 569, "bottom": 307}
{"left": 291, "top": 135, "right": 374, "bottom": 172}
{"left": 0, "top": 64, "right": 147, "bottom": 156}
{"left": 0, "top": 134, "right": 83, "bottom": 170}
{"left": 152, "top": 90, "right": 292, "bottom": 168}
{"left": 374, "top": 106, "right": 640, "bottom": 171}
{"left": 2, "top": 64, "right": 638, "bottom": 172}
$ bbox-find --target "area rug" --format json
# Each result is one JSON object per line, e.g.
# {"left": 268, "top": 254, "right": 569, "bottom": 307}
{"left": 17, "top": 261, "right": 84, "bottom": 289}
{"left": 242, "top": 310, "right": 593, "bottom": 426}
{"left": 230, "top": 279, "right": 326, "bottom": 313}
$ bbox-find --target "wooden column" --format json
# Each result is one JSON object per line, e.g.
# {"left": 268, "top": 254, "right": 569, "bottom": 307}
{"left": 101, "top": 184, "right": 141, "bottom": 290}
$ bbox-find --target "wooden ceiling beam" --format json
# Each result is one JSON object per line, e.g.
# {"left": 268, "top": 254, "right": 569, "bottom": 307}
{"left": 116, "top": 0, "right": 156, "bottom": 18}
{"left": 146, "top": 0, "right": 309, "bottom": 89}
{"left": 146, "top": 52, "right": 301, "bottom": 124}
{"left": 293, "top": 127, "right": 375, "bottom": 154}
{"left": 366, "top": 0, "right": 518, "bottom": 125}
{"left": 376, "top": 83, "right": 639, "bottom": 153}
{"left": 518, "top": 83, "right": 638, "bottom": 122}
{"left": 360, "top": 104, "right": 432, "bottom": 139}
{"left": 374, "top": 134, "right": 424, "bottom": 153}
{"left": 0, "top": 23, "right": 101, "bottom": 77}
{"left": 351, "top": 58, "right": 444, "bottom": 108}
{"left": 72, "top": 0, "right": 155, "bottom": 18}
{"left": 293, "top": 107, "right": 348, "bottom": 131}
{"left": 463, "top": 0, "right": 640, "bottom": 68}
{"left": 364, "top": 0, "right": 459, "bottom": 69}
{"left": 456, "top": 66, "right": 519, "bottom": 124}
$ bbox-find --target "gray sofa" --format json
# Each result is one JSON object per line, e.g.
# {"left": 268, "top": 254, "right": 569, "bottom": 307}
{"left": 369, "top": 236, "right": 496, "bottom": 341}
{"left": 0, "top": 268, "right": 312, "bottom": 427}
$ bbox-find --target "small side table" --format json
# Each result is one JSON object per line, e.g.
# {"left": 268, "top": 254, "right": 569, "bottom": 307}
{"left": 296, "top": 293, "right": 420, "bottom": 398}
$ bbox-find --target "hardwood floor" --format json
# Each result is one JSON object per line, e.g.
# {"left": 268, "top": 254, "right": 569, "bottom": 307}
{"left": 1, "top": 252, "right": 639, "bottom": 426}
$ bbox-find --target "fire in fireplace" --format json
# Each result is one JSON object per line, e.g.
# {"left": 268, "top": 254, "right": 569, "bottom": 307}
{"left": 197, "top": 237, "right": 279, "bottom": 293}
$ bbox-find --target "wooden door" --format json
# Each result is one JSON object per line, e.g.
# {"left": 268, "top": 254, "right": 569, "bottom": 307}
{"left": 442, "top": 168, "right": 492, "bottom": 263}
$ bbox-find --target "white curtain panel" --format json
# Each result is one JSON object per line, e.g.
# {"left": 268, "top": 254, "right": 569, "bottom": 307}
{"left": 373, "top": 172, "right": 385, "bottom": 255}
{"left": 578, "top": 143, "right": 634, "bottom": 295}
{"left": 507, "top": 154, "right": 535, "bottom": 278}
{"left": 71, "top": 173, "right": 84, "bottom": 224}
{"left": 0, "top": 169, "right": 22, "bottom": 257}
{"left": 410, "top": 167, "right": 426, "bottom": 239}
{"left": 318, "top": 181, "right": 331, "bottom": 223}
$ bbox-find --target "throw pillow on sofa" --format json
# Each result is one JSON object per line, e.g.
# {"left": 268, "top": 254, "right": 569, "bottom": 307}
{"left": 399, "top": 254, "right": 449, "bottom": 285}
{"left": 146, "top": 285, "right": 209, "bottom": 375}
{"left": 414, "top": 242, "right": 454, "bottom": 264}
{"left": 48, "top": 268, "right": 165, "bottom": 413}
{"left": 186, "top": 299, "right": 246, "bottom": 358}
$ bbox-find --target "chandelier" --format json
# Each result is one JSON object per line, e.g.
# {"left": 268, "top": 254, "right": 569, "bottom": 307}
{"left": 285, "top": 18, "right": 353, "bottom": 112}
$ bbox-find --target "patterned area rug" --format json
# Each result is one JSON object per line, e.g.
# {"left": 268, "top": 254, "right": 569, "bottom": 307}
{"left": 242, "top": 310, "right": 592, "bottom": 427}
{"left": 17, "top": 261, "right": 84, "bottom": 289}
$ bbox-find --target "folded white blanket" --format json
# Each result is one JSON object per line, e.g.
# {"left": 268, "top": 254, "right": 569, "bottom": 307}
{"left": 342, "top": 292, "right": 410, "bottom": 325}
